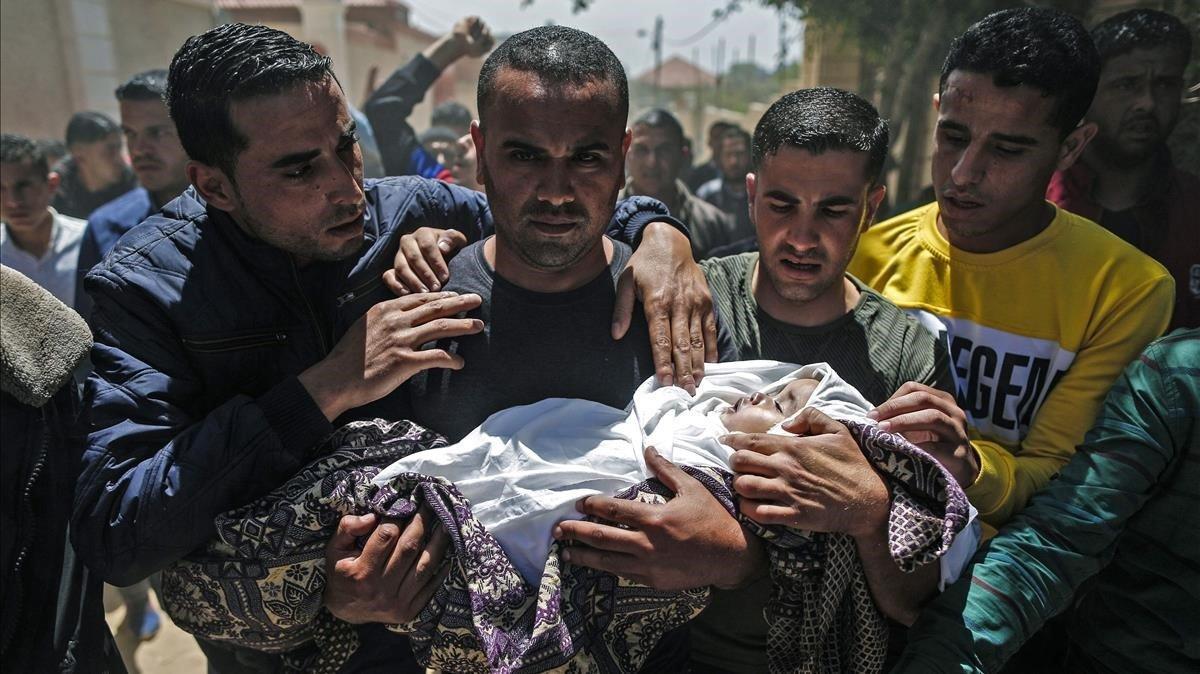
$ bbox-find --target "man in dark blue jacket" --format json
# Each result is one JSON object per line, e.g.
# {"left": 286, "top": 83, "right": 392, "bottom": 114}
{"left": 75, "top": 69, "right": 190, "bottom": 322}
{"left": 72, "top": 23, "right": 710, "bottom": 672}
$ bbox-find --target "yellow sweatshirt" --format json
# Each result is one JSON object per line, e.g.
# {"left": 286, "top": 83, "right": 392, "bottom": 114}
{"left": 849, "top": 202, "right": 1174, "bottom": 529}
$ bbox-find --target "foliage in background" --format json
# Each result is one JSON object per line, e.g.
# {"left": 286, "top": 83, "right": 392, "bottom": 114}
{"left": 530, "top": 0, "right": 1198, "bottom": 197}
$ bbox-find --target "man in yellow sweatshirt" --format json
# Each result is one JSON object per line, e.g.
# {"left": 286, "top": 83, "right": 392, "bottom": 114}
{"left": 850, "top": 8, "right": 1174, "bottom": 532}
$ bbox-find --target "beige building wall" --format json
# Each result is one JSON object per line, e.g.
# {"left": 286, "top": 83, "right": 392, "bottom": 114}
{"left": 1, "top": 0, "right": 215, "bottom": 141}
{"left": 2, "top": 0, "right": 77, "bottom": 139}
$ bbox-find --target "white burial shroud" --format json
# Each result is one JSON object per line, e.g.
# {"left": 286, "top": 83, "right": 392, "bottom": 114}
{"left": 373, "top": 361, "right": 873, "bottom": 585}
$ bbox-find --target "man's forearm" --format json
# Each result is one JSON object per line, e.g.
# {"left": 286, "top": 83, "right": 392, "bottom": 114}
{"left": 72, "top": 376, "right": 331, "bottom": 585}
{"left": 853, "top": 520, "right": 938, "bottom": 626}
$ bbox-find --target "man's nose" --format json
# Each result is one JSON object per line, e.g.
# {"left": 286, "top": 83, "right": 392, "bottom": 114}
{"left": 950, "top": 144, "right": 985, "bottom": 187}
{"left": 327, "top": 154, "right": 364, "bottom": 205}
{"left": 1131, "top": 80, "right": 1157, "bottom": 113}
{"left": 785, "top": 213, "right": 821, "bottom": 249}
{"left": 537, "top": 163, "right": 575, "bottom": 207}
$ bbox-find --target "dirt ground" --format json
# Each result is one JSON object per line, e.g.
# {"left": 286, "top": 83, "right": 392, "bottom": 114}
{"left": 103, "top": 585, "right": 205, "bottom": 674}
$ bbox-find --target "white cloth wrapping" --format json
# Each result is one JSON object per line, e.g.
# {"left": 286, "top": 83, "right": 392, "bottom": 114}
{"left": 375, "top": 361, "right": 979, "bottom": 586}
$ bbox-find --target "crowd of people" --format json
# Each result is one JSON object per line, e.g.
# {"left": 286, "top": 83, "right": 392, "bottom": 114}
{"left": 0, "top": 5, "right": 1195, "bottom": 674}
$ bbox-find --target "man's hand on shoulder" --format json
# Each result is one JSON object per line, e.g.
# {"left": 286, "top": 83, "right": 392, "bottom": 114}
{"left": 384, "top": 227, "right": 469, "bottom": 295}
{"left": 868, "top": 381, "right": 980, "bottom": 487}
{"left": 323, "top": 512, "right": 451, "bottom": 625}
{"left": 553, "top": 447, "right": 765, "bottom": 591}
{"left": 298, "top": 291, "right": 483, "bottom": 421}
{"left": 612, "top": 221, "right": 718, "bottom": 395}
{"left": 725, "top": 408, "right": 890, "bottom": 538}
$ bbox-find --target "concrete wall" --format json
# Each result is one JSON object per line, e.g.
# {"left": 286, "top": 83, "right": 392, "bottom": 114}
{"left": 1, "top": 0, "right": 77, "bottom": 139}
{"left": 1, "top": 0, "right": 215, "bottom": 141}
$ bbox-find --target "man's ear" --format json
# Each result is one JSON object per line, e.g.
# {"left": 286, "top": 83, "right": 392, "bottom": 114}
{"left": 46, "top": 171, "right": 61, "bottom": 196}
{"left": 621, "top": 127, "right": 633, "bottom": 158}
{"left": 1056, "top": 121, "right": 1098, "bottom": 172}
{"left": 470, "top": 120, "right": 485, "bottom": 187}
{"left": 746, "top": 172, "right": 758, "bottom": 203}
{"left": 863, "top": 183, "right": 887, "bottom": 230}
{"left": 932, "top": 92, "right": 941, "bottom": 112}
{"left": 187, "top": 160, "right": 238, "bottom": 212}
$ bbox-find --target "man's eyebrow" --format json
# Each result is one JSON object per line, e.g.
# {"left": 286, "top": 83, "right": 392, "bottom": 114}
{"left": 989, "top": 132, "right": 1039, "bottom": 146}
{"left": 500, "top": 139, "right": 546, "bottom": 153}
{"left": 572, "top": 141, "right": 611, "bottom": 153}
{"left": 938, "top": 119, "right": 970, "bottom": 134}
{"left": 816, "top": 195, "right": 857, "bottom": 207}
{"left": 764, "top": 189, "right": 799, "bottom": 204}
{"left": 270, "top": 148, "right": 320, "bottom": 169}
{"left": 939, "top": 119, "right": 1039, "bottom": 146}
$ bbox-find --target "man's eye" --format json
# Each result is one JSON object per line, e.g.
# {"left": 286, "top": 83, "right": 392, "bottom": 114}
{"left": 575, "top": 152, "right": 601, "bottom": 164}
{"left": 822, "top": 207, "right": 851, "bottom": 218}
{"left": 942, "top": 132, "right": 968, "bottom": 146}
{"left": 284, "top": 165, "right": 312, "bottom": 179}
{"left": 510, "top": 150, "right": 538, "bottom": 162}
{"left": 993, "top": 145, "right": 1024, "bottom": 157}
{"left": 768, "top": 201, "right": 793, "bottom": 213}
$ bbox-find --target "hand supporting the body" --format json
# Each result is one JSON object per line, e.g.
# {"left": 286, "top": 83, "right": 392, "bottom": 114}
{"left": 611, "top": 221, "right": 718, "bottom": 394}
{"left": 724, "top": 408, "right": 937, "bottom": 625}
{"left": 324, "top": 511, "right": 451, "bottom": 624}
{"left": 386, "top": 222, "right": 719, "bottom": 394}
{"left": 867, "top": 382, "right": 980, "bottom": 487}
{"left": 298, "top": 291, "right": 483, "bottom": 421}
{"left": 553, "top": 447, "right": 766, "bottom": 591}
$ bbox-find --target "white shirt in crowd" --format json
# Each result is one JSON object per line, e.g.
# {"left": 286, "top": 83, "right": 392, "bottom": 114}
{"left": 0, "top": 208, "right": 85, "bottom": 308}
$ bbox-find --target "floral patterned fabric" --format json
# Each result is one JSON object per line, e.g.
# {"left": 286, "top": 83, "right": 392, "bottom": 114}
{"left": 160, "top": 417, "right": 968, "bottom": 673}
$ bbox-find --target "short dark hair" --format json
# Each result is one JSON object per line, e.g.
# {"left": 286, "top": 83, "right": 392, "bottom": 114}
{"left": 477, "top": 25, "right": 628, "bottom": 127}
{"left": 431, "top": 101, "right": 472, "bottom": 130}
{"left": 708, "top": 120, "right": 736, "bottom": 137}
{"left": 719, "top": 126, "right": 752, "bottom": 150}
{"left": 752, "top": 88, "right": 889, "bottom": 185}
{"left": 940, "top": 7, "right": 1100, "bottom": 136}
{"left": 116, "top": 69, "right": 169, "bottom": 102}
{"left": 632, "top": 108, "right": 685, "bottom": 146}
{"left": 0, "top": 133, "right": 50, "bottom": 177}
{"left": 1091, "top": 9, "right": 1192, "bottom": 66}
{"left": 166, "top": 23, "right": 333, "bottom": 178}
{"left": 419, "top": 126, "right": 460, "bottom": 146}
{"left": 64, "top": 111, "right": 120, "bottom": 147}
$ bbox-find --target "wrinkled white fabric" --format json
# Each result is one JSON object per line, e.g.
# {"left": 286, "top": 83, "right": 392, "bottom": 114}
{"left": 376, "top": 361, "right": 980, "bottom": 587}
{"left": 377, "top": 362, "right": 859, "bottom": 583}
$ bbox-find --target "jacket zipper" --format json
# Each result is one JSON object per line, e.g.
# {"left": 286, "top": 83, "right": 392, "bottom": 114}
{"left": 0, "top": 408, "right": 51, "bottom": 656}
{"left": 181, "top": 332, "right": 289, "bottom": 353}
{"left": 335, "top": 275, "right": 384, "bottom": 309}
{"left": 290, "top": 257, "right": 329, "bottom": 355}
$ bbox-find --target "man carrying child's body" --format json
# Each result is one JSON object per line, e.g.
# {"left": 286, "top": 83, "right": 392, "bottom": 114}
{"left": 392, "top": 86, "right": 973, "bottom": 671}
{"left": 158, "top": 363, "right": 975, "bottom": 673}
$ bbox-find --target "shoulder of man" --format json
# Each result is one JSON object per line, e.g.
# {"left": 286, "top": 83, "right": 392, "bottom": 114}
{"left": 86, "top": 187, "right": 153, "bottom": 231}
{"left": 851, "top": 277, "right": 954, "bottom": 393}
{"left": 701, "top": 253, "right": 756, "bottom": 334}
{"left": 84, "top": 188, "right": 209, "bottom": 289}
{"left": 365, "top": 176, "right": 487, "bottom": 237}
{"left": 695, "top": 177, "right": 722, "bottom": 201}
{"left": 849, "top": 203, "right": 934, "bottom": 286}
{"left": 1051, "top": 207, "right": 1173, "bottom": 290}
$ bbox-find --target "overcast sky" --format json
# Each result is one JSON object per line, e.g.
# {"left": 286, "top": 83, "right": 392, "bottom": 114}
{"left": 402, "top": 0, "right": 802, "bottom": 78}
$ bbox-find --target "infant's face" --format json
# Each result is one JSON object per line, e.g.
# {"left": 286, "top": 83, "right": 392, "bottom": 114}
{"left": 720, "top": 378, "right": 819, "bottom": 433}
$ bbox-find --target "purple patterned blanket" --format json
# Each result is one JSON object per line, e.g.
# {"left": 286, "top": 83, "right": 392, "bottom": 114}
{"left": 160, "top": 418, "right": 968, "bottom": 673}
